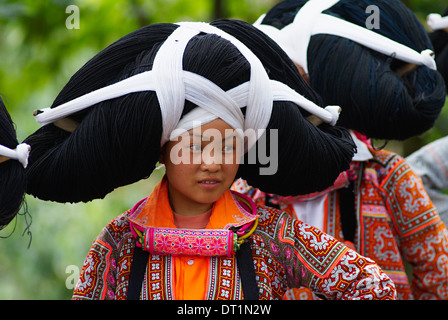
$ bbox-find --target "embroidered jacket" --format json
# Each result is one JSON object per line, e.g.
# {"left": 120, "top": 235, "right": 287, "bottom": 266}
{"left": 233, "top": 148, "right": 448, "bottom": 300}
{"left": 72, "top": 184, "right": 396, "bottom": 300}
{"left": 407, "top": 135, "right": 448, "bottom": 225}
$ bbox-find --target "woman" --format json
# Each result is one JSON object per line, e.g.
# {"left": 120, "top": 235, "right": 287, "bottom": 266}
{"left": 405, "top": 7, "right": 448, "bottom": 226}
{"left": 25, "top": 20, "right": 395, "bottom": 299}
{"left": 238, "top": 0, "right": 448, "bottom": 299}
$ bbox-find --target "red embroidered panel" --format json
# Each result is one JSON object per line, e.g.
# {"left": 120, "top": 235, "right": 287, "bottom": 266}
{"left": 72, "top": 239, "right": 112, "bottom": 300}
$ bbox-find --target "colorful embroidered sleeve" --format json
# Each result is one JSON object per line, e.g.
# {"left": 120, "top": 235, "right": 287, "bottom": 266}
{"left": 379, "top": 153, "right": 448, "bottom": 299}
{"left": 72, "top": 237, "right": 115, "bottom": 300}
{"left": 72, "top": 213, "right": 129, "bottom": 300}
{"left": 256, "top": 206, "right": 396, "bottom": 300}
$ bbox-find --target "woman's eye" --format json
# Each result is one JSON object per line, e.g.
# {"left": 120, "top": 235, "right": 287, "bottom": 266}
{"left": 223, "top": 145, "right": 234, "bottom": 152}
{"left": 190, "top": 144, "right": 202, "bottom": 152}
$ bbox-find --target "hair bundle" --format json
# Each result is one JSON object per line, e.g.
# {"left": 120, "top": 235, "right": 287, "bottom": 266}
{"left": 24, "top": 20, "right": 356, "bottom": 202}
{"left": 0, "top": 97, "right": 27, "bottom": 229}
{"left": 429, "top": 7, "right": 448, "bottom": 91}
{"left": 261, "top": 0, "right": 447, "bottom": 140}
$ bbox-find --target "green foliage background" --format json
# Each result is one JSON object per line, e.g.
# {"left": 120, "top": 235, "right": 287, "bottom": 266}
{"left": 0, "top": 0, "right": 446, "bottom": 299}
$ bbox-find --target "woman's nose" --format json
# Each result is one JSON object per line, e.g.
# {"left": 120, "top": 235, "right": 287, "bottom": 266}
{"left": 200, "top": 150, "right": 221, "bottom": 172}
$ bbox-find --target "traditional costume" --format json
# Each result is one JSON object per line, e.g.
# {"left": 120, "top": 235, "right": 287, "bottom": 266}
{"left": 25, "top": 20, "right": 395, "bottom": 299}
{"left": 238, "top": 0, "right": 448, "bottom": 299}
{"left": 234, "top": 136, "right": 448, "bottom": 299}
{"left": 254, "top": 0, "right": 446, "bottom": 140}
{"left": 405, "top": 7, "right": 448, "bottom": 226}
{"left": 407, "top": 136, "right": 448, "bottom": 226}
{"left": 73, "top": 176, "right": 395, "bottom": 300}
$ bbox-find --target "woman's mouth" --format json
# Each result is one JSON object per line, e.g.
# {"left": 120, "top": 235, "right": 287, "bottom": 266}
{"left": 198, "top": 179, "right": 221, "bottom": 189}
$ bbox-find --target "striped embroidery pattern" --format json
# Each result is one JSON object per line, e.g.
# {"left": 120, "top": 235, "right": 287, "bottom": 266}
{"left": 72, "top": 239, "right": 112, "bottom": 300}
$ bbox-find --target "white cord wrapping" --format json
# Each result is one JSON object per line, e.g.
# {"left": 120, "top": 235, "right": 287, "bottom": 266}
{"left": 0, "top": 143, "right": 31, "bottom": 168}
{"left": 34, "top": 21, "right": 341, "bottom": 148}
{"left": 254, "top": 0, "right": 437, "bottom": 73}
{"left": 427, "top": 13, "right": 448, "bottom": 31}
{"left": 151, "top": 26, "right": 200, "bottom": 146}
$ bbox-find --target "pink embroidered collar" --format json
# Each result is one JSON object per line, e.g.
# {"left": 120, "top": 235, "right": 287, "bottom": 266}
{"left": 128, "top": 176, "right": 258, "bottom": 257}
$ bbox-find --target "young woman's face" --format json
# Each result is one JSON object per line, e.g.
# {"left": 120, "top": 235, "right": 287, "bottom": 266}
{"left": 161, "top": 119, "right": 242, "bottom": 216}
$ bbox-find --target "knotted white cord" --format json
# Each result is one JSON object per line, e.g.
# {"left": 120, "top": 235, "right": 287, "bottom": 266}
{"left": 0, "top": 143, "right": 31, "bottom": 168}
{"left": 427, "top": 13, "right": 448, "bottom": 31}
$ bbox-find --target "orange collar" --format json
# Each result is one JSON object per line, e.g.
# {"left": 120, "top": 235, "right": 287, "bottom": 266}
{"left": 128, "top": 176, "right": 257, "bottom": 230}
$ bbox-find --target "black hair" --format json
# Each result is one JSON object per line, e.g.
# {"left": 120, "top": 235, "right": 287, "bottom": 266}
{"left": 429, "top": 6, "right": 448, "bottom": 91}
{"left": 24, "top": 20, "right": 356, "bottom": 201}
{"left": 0, "top": 97, "right": 27, "bottom": 230}
{"left": 261, "top": 0, "right": 447, "bottom": 140}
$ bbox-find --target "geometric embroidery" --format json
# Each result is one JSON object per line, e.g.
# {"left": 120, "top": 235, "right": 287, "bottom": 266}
{"left": 386, "top": 162, "right": 439, "bottom": 236}
{"left": 142, "top": 254, "right": 170, "bottom": 300}
{"left": 115, "top": 236, "right": 134, "bottom": 300}
{"left": 72, "top": 239, "right": 111, "bottom": 300}
{"left": 73, "top": 195, "right": 398, "bottom": 300}
{"left": 141, "top": 254, "right": 244, "bottom": 300}
{"left": 212, "top": 256, "right": 242, "bottom": 299}
{"left": 143, "top": 227, "right": 235, "bottom": 257}
{"left": 278, "top": 215, "right": 348, "bottom": 279}
{"left": 235, "top": 148, "right": 448, "bottom": 300}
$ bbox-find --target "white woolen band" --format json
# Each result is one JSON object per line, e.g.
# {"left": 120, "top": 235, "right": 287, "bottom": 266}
{"left": 427, "top": 13, "right": 448, "bottom": 31}
{"left": 151, "top": 26, "right": 200, "bottom": 147}
{"left": 254, "top": 0, "right": 437, "bottom": 73}
{"left": 0, "top": 143, "right": 31, "bottom": 168}
{"left": 34, "top": 21, "right": 341, "bottom": 149}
